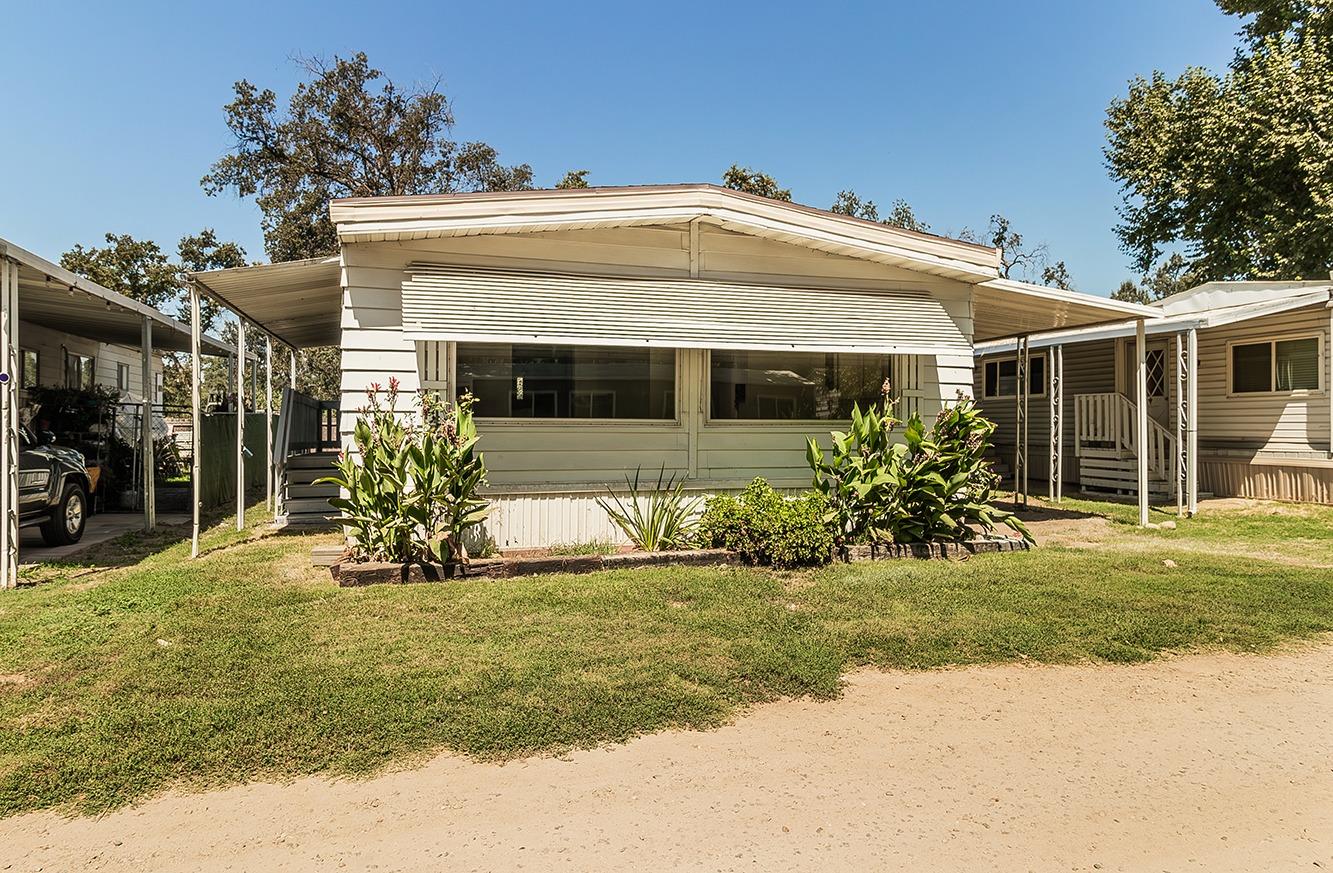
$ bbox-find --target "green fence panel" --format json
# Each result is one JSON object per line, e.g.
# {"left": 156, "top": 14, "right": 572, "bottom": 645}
{"left": 199, "top": 413, "right": 275, "bottom": 509}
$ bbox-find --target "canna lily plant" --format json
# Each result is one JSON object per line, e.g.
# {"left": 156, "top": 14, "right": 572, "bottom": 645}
{"left": 807, "top": 385, "right": 1030, "bottom": 548}
{"left": 319, "top": 379, "right": 492, "bottom": 564}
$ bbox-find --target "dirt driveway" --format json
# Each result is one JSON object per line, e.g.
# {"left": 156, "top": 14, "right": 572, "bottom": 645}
{"left": 5, "top": 643, "right": 1330, "bottom": 872}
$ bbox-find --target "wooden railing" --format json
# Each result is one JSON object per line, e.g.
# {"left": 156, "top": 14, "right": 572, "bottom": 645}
{"left": 273, "top": 388, "right": 339, "bottom": 517}
{"left": 1073, "top": 392, "right": 1173, "bottom": 481}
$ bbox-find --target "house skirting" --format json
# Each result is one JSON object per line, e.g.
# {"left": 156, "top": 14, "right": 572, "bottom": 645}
{"left": 1198, "top": 454, "right": 1333, "bottom": 505}
{"left": 479, "top": 482, "right": 808, "bottom": 550}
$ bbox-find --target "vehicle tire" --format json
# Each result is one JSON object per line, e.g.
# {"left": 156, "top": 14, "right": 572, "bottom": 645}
{"left": 39, "top": 482, "right": 88, "bottom": 546}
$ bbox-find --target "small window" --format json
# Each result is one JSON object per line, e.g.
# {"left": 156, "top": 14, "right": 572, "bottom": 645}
{"left": 983, "top": 354, "right": 1046, "bottom": 398}
{"left": 1276, "top": 338, "right": 1319, "bottom": 391}
{"left": 64, "top": 352, "right": 95, "bottom": 390}
{"left": 19, "top": 349, "right": 37, "bottom": 389}
{"left": 1232, "top": 336, "right": 1321, "bottom": 394}
{"left": 116, "top": 362, "right": 131, "bottom": 392}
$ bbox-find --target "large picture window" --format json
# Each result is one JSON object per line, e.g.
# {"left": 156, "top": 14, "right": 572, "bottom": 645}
{"left": 1231, "top": 336, "right": 1321, "bottom": 394}
{"left": 983, "top": 355, "right": 1046, "bottom": 398}
{"left": 709, "top": 350, "right": 889, "bottom": 421}
{"left": 456, "top": 343, "right": 677, "bottom": 419}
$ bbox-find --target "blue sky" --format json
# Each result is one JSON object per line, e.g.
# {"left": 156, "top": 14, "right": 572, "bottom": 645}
{"left": 2, "top": 1, "right": 1240, "bottom": 296}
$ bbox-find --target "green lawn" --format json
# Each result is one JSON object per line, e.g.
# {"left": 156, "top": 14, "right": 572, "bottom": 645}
{"left": 1, "top": 496, "right": 1331, "bottom": 817}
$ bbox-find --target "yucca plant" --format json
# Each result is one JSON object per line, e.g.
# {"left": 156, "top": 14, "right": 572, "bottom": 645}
{"left": 596, "top": 465, "right": 702, "bottom": 551}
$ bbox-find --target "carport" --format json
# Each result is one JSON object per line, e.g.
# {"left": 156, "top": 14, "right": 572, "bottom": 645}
{"left": 0, "top": 238, "right": 239, "bottom": 588}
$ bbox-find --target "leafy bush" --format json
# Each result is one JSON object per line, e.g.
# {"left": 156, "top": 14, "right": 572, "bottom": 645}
{"left": 808, "top": 394, "right": 1030, "bottom": 546}
{"left": 699, "top": 478, "right": 833, "bottom": 568}
{"left": 597, "top": 466, "right": 701, "bottom": 551}
{"left": 320, "top": 380, "right": 491, "bottom": 563}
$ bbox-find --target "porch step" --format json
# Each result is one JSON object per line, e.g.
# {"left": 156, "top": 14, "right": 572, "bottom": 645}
{"left": 279, "top": 452, "right": 341, "bottom": 529}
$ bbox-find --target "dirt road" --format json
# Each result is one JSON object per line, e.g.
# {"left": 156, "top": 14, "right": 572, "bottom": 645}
{"left": 5, "top": 644, "right": 1331, "bottom": 872}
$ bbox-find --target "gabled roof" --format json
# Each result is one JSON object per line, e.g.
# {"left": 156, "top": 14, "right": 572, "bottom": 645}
{"left": 192, "top": 186, "right": 1168, "bottom": 348}
{"left": 1154, "top": 280, "right": 1333, "bottom": 316}
{"left": 1, "top": 237, "right": 239, "bottom": 356}
{"left": 330, "top": 184, "right": 1004, "bottom": 284}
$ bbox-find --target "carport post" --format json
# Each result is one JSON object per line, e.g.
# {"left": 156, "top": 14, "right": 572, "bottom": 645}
{"left": 1135, "top": 318, "right": 1149, "bottom": 526}
{"left": 189, "top": 282, "right": 202, "bottom": 558}
{"left": 1048, "top": 343, "right": 1063, "bottom": 502}
{"left": 265, "top": 335, "right": 273, "bottom": 513}
{"left": 235, "top": 319, "right": 246, "bottom": 531}
{"left": 1013, "top": 334, "right": 1029, "bottom": 509}
{"left": 1187, "top": 327, "right": 1199, "bottom": 516}
{"left": 1, "top": 257, "right": 18, "bottom": 589}
{"left": 290, "top": 348, "right": 297, "bottom": 394}
{"left": 140, "top": 316, "right": 156, "bottom": 532}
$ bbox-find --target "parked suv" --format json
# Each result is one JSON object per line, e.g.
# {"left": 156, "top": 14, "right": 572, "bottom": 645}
{"left": 18, "top": 425, "right": 90, "bottom": 546}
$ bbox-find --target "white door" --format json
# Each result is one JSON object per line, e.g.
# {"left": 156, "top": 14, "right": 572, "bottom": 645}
{"left": 1124, "top": 339, "right": 1170, "bottom": 427}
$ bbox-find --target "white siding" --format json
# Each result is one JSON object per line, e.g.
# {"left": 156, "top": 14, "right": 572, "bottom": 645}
{"left": 1195, "top": 305, "right": 1330, "bottom": 454}
{"left": 975, "top": 339, "right": 1116, "bottom": 486}
{"left": 16, "top": 320, "right": 163, "bottom": 404}
{"left": 339, "top": 224, "right": 978, "bottom": 545}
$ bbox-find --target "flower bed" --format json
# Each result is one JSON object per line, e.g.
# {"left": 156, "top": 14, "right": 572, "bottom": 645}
{"left": 331, "top": 548, "right": 736, "bottom": 586}
{"left": 328, "top": 535, "right": 1031, "bottom": 586}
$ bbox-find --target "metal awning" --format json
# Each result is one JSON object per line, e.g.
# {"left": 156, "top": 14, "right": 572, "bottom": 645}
{"left": 192, "top": 256, "right": 342, "bottom": 349}
{"left": 401, "top": 263, "right": 971, "bottom": 355}
{"left": 972, "top": 278, "right": 1164, "bottom": 342}
{"left": 976, "top": 287, "right": 1333, "bottom": 354}
{"left": 2, "top": 237, "right": 237, "bottom": 356}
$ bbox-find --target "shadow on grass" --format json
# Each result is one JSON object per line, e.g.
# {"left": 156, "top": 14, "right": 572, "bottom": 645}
{"left": 16, "top": 490, "right": 284, "bottom": 583}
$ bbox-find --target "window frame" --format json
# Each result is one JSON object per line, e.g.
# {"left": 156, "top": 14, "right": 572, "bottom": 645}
{"left": 703, "top": 348, "right": 894, "bottom": 426}
{"left": 19, "top": 348, "right": 38, "bottom": 390}
{"left": 461, "top": 344, "right": 684, "bottom": 427}
{"left": 981, "top": 353, "right": 1048, "bottom": 400}
{"left": 64, "top": 351, "right": 96, "bottom": 390}
{"left": 116, "top": 362, "right": 131, "bottom": 392}
{"left": 1226, "top": 333, "right": 1324, "bottom": 398}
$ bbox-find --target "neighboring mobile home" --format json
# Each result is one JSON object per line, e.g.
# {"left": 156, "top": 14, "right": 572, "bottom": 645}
{"left": 189, "top": 185, "right": 1156, "bottom": 546}
{"left": 975, "top": 281, "right": 1333, "bottom": 504}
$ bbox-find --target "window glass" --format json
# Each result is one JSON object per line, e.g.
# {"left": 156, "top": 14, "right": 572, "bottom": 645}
{"left": 65, "top": 353, "right": 95, "bottom": 390}
{"left": 984, "top": 356, "right": 1044, "bottom": 398}
{"left": 1275, "top": 338, "right": 1319, "bottom": 391}
{"left": 1231, "top": 342, "right": 1272, "bottom": 393}
{"left": 456, "top": 343, "right": 676, "bottom": 419}
{"left": 20, "top": 349, "right": 37, "bottom": 389}
{"left": 709, "top": 350, "right": 888, "bottom": 420}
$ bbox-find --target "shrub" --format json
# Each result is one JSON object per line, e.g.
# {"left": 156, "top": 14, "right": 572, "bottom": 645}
{"left": 597, "top": 466, "right": 701, "bottom": 551}
{"left": 699, "top": 478, "right": 833, "bottom": 568}
{"left": 807, "top": 393, "right": 1030, "bottom": 546}
{"left": 320, "top": 380, "right": 491, "bottom": 563}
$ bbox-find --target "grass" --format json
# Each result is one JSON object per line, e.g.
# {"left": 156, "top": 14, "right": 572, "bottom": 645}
{"left": 1, "top": 496, "right": 1331, "bottom": 817}
{"left": 547, "top": 539, "right": 619, "bottom": 556}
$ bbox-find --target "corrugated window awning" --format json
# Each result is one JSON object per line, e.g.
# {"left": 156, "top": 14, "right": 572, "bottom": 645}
{"left": 401, "top": 264, "right": 970, "bottom": 356}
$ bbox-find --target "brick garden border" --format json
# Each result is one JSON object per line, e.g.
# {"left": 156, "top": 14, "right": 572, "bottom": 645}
{"left": 329, "top": 537, "right": 1029, "bottom": 586}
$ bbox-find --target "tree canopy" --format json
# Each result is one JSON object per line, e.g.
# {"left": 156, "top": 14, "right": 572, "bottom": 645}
{"left": 829, "top": 190, "right": 931, "bottom": 233}
{"left": 59, "top": 235, "right": 180, "bottom": 311}
{"left": 202, "top": 52, "right": 533, "bottom": 262}
{"left": 1105, "top": 1, "right": 1333, "bottom": 281}
{"left": 721, "top": 164, "right": 792, "bottom": 201}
